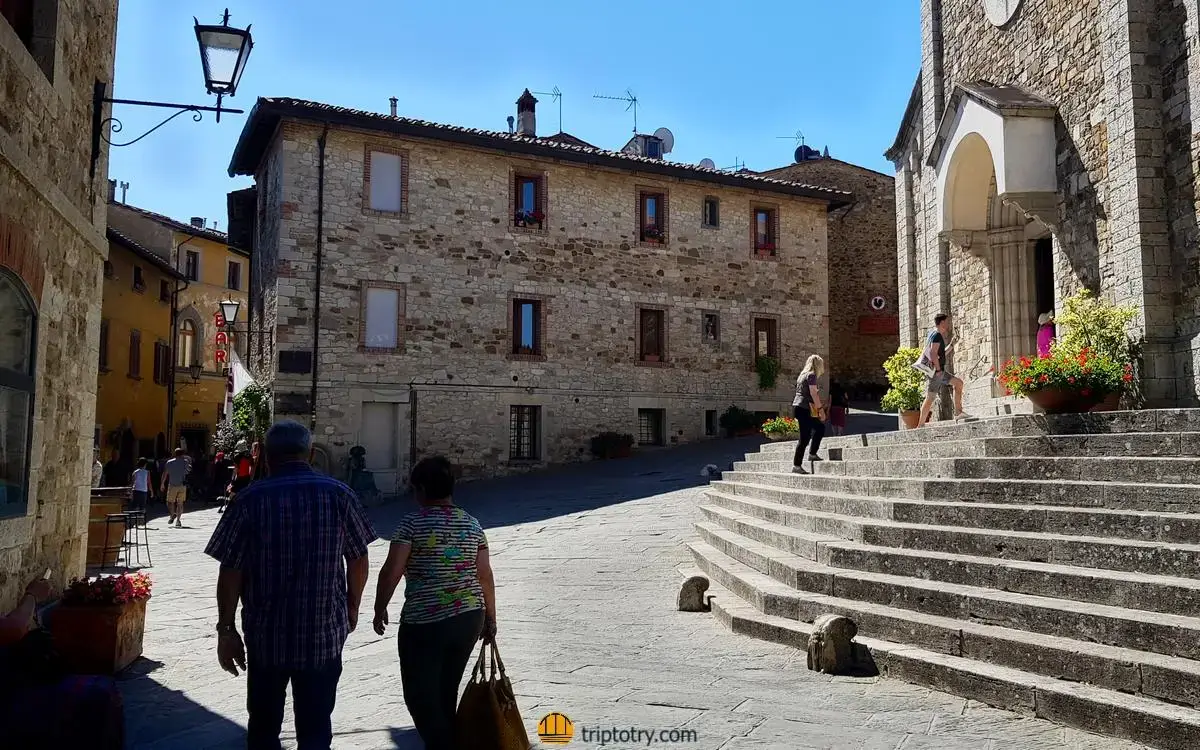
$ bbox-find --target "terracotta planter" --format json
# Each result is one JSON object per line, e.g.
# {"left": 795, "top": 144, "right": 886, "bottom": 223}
{"left": 1026, "top": 388, "right": 1108, "bottom": 415}
{"left": 899, "top": 410, "right": 921, "bottom": 429}
{"left": 733, "top": 428, "right": 760, "bottom": 438}
{"left": 642, "top": 354, "right": 661, "bottom": 363}
{"left": 764, "top": 432, "right": 799, "bottom": 442}
{"left": 1090, "top": 391, "right": 1121, "bottom": 412}
{"left": 50, "top": 598, "right": 147, "bottom": 675}
{"left": 602, "top": 445, "right": 632, "bottom": 459}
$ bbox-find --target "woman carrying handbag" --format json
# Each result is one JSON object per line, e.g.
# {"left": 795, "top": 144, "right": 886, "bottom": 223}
{"left": 373, "top": 456, "right": 502, "bottom": 750}
{"left": 792, "top": 354, "right": 827, "bottom": 474}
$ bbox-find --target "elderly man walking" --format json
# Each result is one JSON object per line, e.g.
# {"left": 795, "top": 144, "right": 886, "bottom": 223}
{"left": 205, "top": 420, "right": 377, "bottom": 750}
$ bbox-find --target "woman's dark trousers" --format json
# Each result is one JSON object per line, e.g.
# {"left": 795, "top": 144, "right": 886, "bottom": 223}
{"left": 398, "top": 608, "right": 486, "bottom": 750}
{"left": 792, "top": 406, "right": 826, "bottom": 466}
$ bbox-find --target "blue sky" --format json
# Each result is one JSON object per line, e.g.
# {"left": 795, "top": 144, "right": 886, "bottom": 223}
{"left": 109, "top": 1, "right": 920, "bottom": 229}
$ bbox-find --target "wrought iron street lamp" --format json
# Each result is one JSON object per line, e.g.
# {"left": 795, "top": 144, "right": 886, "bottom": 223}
{"left": 188, "top": 363, "right": 203, "bottom": 382}
{"left": 90, "top": 8, "right": 254, "bottom": 179}
{"left": 219, "top": 299, "right": 241, "bottom": 326}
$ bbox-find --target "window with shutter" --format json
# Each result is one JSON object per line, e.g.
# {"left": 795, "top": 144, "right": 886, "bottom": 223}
{"left": 638, "top": 308, "right": 666, "bottom": 362}
{"left": 128, "top": 330, "right": 141, "bottom": 378}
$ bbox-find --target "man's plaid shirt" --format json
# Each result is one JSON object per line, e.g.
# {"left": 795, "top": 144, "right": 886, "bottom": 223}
{"left": 205, "top": 462, "right": 377, "bottom": 669}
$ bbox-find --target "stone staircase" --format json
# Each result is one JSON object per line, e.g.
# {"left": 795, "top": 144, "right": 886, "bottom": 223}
{"left": 688, "top": 409, "right": 1200, "bottom": 749}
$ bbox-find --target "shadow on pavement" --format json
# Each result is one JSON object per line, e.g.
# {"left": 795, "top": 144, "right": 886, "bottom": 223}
{"left": 118, "top": 657, "right": 248, "bottom": 749}
{"left": 365, "top": 411, "right": 897, "bottom": 535}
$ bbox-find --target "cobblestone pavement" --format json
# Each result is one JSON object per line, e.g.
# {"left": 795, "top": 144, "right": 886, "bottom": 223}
{"left": 118, "top": 415, "right": 1145, "bottom": 749}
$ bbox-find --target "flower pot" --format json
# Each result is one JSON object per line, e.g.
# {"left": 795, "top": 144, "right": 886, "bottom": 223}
{"left": 49, "top": 598, "right": 147, "bottom": 675}
{"left": 642, "top": 354, "right": 661, "bottom": 363}
{"left": 1026, "top": 388, "right": 1107, "bottom": 414}
{"left": 1090, "top": 391, "right": 1121, "bottom": 412}
{"left": 604, "top": 445, "right": 632, "bottom": 459}
{"left": 764, "top": 432, "right": 799, "bottom": 442}
{"left": 899, "top": 410, "right": 921, "bottom": 429}
{"left": 733, "top": 428, "right": 760, "bottom": 438}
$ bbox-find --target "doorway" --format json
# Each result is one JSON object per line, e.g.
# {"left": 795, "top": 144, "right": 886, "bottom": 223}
{"left": 179, "top": 428, "right": 208, "bottom": 458}
{"left": 1034, "top": 237, "right": 1055, "bottom": 318}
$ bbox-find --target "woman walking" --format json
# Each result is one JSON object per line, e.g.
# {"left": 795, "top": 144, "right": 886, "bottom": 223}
{"left": 792, "top": 355, "right": 827, "bottom": 474}
{"left": 373, "top": 456, "right": 498, "bottom": 750}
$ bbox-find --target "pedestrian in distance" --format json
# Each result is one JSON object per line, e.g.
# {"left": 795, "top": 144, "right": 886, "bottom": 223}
{"left": 161, "top": 448, "right": 191, "bottom": 528}
{"left": 792, "top": 354, "right": 828, "bottom": 474}
{"left": 129, "top": 458, "right": 151, "bottom": 511}
{"left": 373, "top": 456, "right": 498, "bottom": 750}
{"left": 205, "top": 420, "right": 376, "bottom": 750}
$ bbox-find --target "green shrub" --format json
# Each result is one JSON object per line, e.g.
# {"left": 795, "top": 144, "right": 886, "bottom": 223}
{"left": 718, "top": 405, "right": 758, "bottom": 433}
{"left": 1054, "top": 289, "right": 1138, "bottom": 364}
{"left": 590, "top": 432, "right": 634, "bottom": 458}
{"left": 755, "top": 355, "right": 781, "bottom": 390}
{"left": 880, "top": 347, "right": 925, "bottom": 413}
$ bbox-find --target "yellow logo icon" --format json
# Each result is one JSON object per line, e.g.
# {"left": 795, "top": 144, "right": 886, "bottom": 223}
{"left": 537, "top": 712, "right": 575, "bottom": 745}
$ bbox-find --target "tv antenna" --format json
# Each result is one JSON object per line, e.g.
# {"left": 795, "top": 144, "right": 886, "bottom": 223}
{"left": 723, "top": 157, "right": 745, "bottom": 171}
{"left": 776, "top": 130, "right": 806, "bottom": 147}
{"left": 593, "top": 89, "right": 639, "bottom": 133}
{"left": 533, "top": 86, "right": 563, "bottom": 133}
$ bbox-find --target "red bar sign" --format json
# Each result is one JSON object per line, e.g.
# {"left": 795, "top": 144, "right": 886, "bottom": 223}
{"left": 858, "top": 316, "right": 899, "bottom": 336}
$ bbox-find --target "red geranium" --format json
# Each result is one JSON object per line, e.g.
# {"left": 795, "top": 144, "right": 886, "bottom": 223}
{"left": 62, "top": 572, "right": 153, "bottom": 606}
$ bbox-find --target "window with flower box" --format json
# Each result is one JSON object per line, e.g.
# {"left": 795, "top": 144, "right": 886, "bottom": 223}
{"left": 638, "top": 190, "right": 668, "bottom": 243}
{"left": 512, "top": 172, "right": 547, "bottom": 230}
{"left": 752, "top": 206, "right": 779, "bottom": 257}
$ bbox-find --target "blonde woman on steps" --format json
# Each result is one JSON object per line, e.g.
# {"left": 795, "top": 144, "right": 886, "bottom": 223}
{"left": 792, "top": 354, "right": 827, "bottom": 474}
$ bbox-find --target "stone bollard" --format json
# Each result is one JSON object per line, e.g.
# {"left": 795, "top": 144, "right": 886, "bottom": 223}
{"left": 806, "top": 613, "right": 858, "bottom": 674}
{"left": 677, "top": 576, "right": 711, "bottom": 612}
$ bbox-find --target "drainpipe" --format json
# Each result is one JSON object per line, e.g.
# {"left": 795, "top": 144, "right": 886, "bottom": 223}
{"left": 310, "top": 124, "right": 330, "bottom": 433}
{"left": 409, "top": 382, "right": 418, "bottom": 470}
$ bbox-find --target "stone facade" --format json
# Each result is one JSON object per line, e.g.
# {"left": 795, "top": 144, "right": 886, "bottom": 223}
{"left": 890, "top": 0, "right": 1200, "bottom": 412}
{"left": 0, "top": 0, "right": 117, "bottom": 609}
{"left": 231, "top": 98, "right": 847, "bottom": 484}
{"left": 760, "top": 158, "right": 898, "bottom": 395}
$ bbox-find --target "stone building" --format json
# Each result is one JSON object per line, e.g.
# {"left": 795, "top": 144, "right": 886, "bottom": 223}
{"left": 0, "top": 0, "right": 117, "bottom": 608}
{"left": 889, "top": 0, "right": 1200, "bottom": 412}
{"left": 107, "top": 201, "right": 250, "bottom": 455}
{"left": 760, "top": 154, "right": 898, "bottom": 397}
{"left": 227, "top": 92, "right": 850, "bottom": 485}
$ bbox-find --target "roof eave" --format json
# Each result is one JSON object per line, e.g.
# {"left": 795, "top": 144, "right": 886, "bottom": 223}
{"left": 885, "top": 72, "right": 923, "bottom": 164}
{"left": 231, "top": 99, "right": 851, "bottom": 205}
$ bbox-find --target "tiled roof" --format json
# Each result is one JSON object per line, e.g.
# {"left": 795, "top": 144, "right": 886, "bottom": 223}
{"left": 227, "top": 97, "right": 853, "bottom": 209}
{"left": 540, "top": 131, "right": 597, "bottom": 149}
{"left": 109, "top": 202, "right": 250, "bottom": 256}
{"left": 106, "top": 228, "right": 185, "bottom": 279}
{"left": 758, "top": 157, "right": 895, "bottom": 182}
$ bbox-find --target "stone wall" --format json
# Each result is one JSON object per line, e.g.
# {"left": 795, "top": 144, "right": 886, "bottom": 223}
{"left": 0, "top": 0, "right": 116, "bottom": 609}
{"left": 258, "top": 122, "right": 831, "bottom": 480}
{"left": 763, "top": 159, "right": 898, "bottom": 394}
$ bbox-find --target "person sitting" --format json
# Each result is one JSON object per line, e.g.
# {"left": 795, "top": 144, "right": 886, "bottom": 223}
{"left": 0, "top": 577, "right": 125, "bottom": 749}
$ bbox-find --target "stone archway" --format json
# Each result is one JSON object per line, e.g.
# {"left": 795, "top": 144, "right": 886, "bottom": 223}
{"left": 929, "top": 83, "right": 1061, "bottom": 406}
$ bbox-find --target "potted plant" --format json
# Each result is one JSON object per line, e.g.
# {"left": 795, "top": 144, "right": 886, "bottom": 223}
{"left": 49, "top": 572, "right": 152, "bottom": 674}
{"left": 1050, "top": 289, "right": 1140, "bottom": 411}
{"left": 997, "top": 348, "right": 1130, "bottom": 414}
{"left": 754, "top": 242, "right": 776, "bottom": 258}
{"left": 719, "top": 405, "right": 760, "bottom": 437}
{"left": 590, "top": 431, "right": 635, "bottom": 459}
{"left": 881, "top": 347, "right": 925, "bottom": 428}
{"left": 755, "top": 355, "right": 781, "bottom": 390}
{"left": 642, "top": 226, "right": 666, "bottom": 242}
{"left": 761, "top": 415, "right": 799, "bottom": 441}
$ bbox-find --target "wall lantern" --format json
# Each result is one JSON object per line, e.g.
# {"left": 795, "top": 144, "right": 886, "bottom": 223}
{"left": 219, "top": 299, "right": 242, "bottom": 326}
{"left": 90, "top": 8, "right": 254, "bottom": 179}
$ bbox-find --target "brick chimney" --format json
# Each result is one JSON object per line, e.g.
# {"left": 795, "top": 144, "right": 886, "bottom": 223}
{"left": 190, "top": 217, "right": 206, "bottom": 228}
{"left": 516, "top": 89, "right": 537, "bottom": 137}
{"left": 107, "top": 179, "right": 117, "bottom": 203}
{"left": 389, "top": 97, "right": 398, "bottom": 117}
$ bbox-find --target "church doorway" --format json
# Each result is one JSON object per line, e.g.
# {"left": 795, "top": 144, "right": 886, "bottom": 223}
{"left": 1034, "top": 237, "right": 1055, "bottom": 320}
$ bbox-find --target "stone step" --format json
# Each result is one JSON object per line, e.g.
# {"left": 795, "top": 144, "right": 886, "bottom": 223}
{"left": 735, "top": 455, "right": 1200, "bottom": 484}
{"left": 759, "top": 432, "right": 1200, "bottom": 461}
{"left": 722, "top": 470, "right": 1200, "bottom": 512}
{"left": 816, "top": 409, "right": 1200, "bottom": 451}
{"left": 698, "top": 570, "right": 1200, "bottom": 750}
{"left": 702, "top": 489, "right": 1200, "bottom": 578}
{"left": 690, "top": 533, "right": 1200, "bottom": 711}
{"left": 709, "top": 479, "right": 1200, "bottom": 544}
{"left": 697, "top": 501, "right": 1200, "bottom": 617}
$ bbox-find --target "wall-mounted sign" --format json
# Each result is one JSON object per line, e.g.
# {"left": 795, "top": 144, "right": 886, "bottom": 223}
{"left": 869, "top": 296, "right": 887, "bottom": 311}
{"left": 214, "top": 311, "right": 229, "bottom": 366}
{"left": 858, "top": 316, "right": 899, "bottom": 336}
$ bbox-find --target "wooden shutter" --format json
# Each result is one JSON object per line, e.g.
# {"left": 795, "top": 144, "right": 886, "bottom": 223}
{"left": 660, "top": 192, "right": 669, "bottom": 240}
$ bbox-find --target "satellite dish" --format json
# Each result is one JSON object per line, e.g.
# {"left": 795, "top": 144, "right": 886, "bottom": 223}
{"left": 698, "top": 158, "right": 716, "bottom": 170}
{"left": 653, "top": 127, "right": 674, "bottom": 154}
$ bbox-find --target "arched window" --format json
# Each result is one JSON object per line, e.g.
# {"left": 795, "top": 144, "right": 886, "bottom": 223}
{"left": 177, "top": 319, "right": 197, "bottom": 367}
{"left": 0, "top": 269, "right": 36, "bottom": 516}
